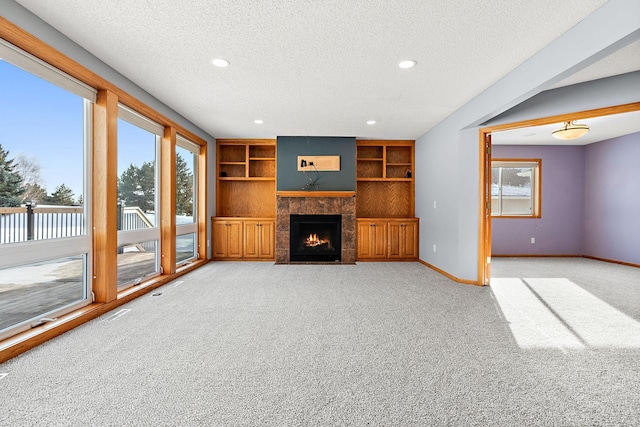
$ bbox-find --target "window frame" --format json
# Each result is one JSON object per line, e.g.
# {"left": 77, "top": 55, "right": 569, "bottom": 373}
{"left": 116, "top": 104, "right": 163, "bottom": 288}
{"left": 491, "top": 158, "right": 541, "bottom": 218}
{"left": 0, "top": 20, "right": 210, "bottom": 357}
{"left": 175, "top": 135, "right": 199, "bottom": 266}
{"left": 0, "top": 39, "right": 94, "bottom": 339}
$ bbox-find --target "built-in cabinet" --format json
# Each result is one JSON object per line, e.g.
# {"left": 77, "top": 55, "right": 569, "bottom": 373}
{"left": 357, "top": 218, "right": 419, "bottom": 260}
{"left": 244, "top": 220, "right": 275, "bottom": 259}
{"left": 212, "top": 219, "right": 243, "bottom": 259}
{"left": 356, "top": 140, "right": 418, "bottom": 260}
{"left": 357, "top": 219, "right": 388, "bottom": 259}
{"left": 213, "top": 139, "right": 418, "bottom": 262}
{"left": 387, "top": 219, "right": 419, "bottom": 259}
{"left": 212, "top": 218, "right": 275, "bottom": 260}
{"left": 213, "top": 139, "right": 276, "bottom": 260}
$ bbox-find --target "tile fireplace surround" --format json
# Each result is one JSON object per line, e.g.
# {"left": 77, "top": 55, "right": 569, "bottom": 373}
{"left": 276, "top": 192, "right": 356, "bottom": 264}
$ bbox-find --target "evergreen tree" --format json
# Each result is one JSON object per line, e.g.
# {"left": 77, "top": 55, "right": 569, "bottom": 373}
{"left": 0, "top": 144, "right": 25, "bottom": 207}
{"left": 45, "top": 183, "right": 75, "bottom": 206}
{"left": 175, "top": 153, "right": 194, "bottom": 216}
{"left": 118, "top": 161, "right": 155, "bottom": 211}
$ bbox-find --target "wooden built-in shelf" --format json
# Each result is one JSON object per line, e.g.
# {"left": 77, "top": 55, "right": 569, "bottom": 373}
{"left": 357, "top": 217, "right": 419, "bottom": 260}
{"left": 216, "top": 139, "right": 276, "bottom": 219}
{"left": 356, "top": 140, "right": 415, "bottom": 218}
{"left": 214, "top": 138, "right": 417, "bottom": 263}
{"left": 214, "top": 139, "right": 277, "bottom": 260}
{"left": 355, "top": 140, "right": 416, "bottom": 261}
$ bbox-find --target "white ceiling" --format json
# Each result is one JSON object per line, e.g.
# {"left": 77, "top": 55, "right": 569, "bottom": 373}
{"left": 491, "top": 39, "right": 640, "bottom": 146}
{"left": 492, "top": 110, "right": 640, "bottom": 146}
{"left": 14, "top": 0, "right": 640, "bottom": 141}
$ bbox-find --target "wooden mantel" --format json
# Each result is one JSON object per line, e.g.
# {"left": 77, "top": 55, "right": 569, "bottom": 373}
{"left": 276, "top": 191, "right": 355, "bottom": 198}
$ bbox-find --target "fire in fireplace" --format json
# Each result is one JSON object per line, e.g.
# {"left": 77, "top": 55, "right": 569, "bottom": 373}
{"left": 290, "top": 214, "right": 341, "bottom": 262}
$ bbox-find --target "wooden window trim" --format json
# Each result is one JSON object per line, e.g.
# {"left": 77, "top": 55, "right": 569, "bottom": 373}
{"left": 491, "top": 158, "right": 542, "bottom": 219}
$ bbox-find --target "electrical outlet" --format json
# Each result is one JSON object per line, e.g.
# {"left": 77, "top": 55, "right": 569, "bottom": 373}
{"left": 433, "top": 244, "right": 437, "bottom": 252}
{"left": 433, "top": 200, "right": 437, "bottom": 209}
{"left": 531, "top": 237, "right": 535, "bottom": 244}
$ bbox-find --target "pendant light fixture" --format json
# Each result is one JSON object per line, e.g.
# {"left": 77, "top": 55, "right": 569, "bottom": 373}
{"left": 552, "top": 120, "right": 589, "bottom": 140}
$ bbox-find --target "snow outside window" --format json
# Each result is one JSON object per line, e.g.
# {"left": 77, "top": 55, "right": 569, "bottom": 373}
{"left": 491, "top": 160, "right": 541, "bottom": 217}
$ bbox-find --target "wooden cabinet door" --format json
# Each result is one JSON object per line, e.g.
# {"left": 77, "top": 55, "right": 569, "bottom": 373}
{"left": 226, "top": 221, "right": 243, "bottom": 258}
{"left": 258, "top": 221, "right": 275, "bottom": 259}
{"left": 388, "top": 220, "right": 418, "bottom": 259}
{"left": 244, "top": 221, "right": 260, "bottom": 258}
{"left": 401, "top": 221, "right": 418, "bottom": 258}
{"left": 213, "top": 219, "right": 243, "bottom": 258}
{"left": 387, "top": 221, "right": 403, "bottom": 258}
{"left": 357, "top": 220, "right": 387, "bottom": 259}
{"left": 212, "top": 220, "right": 229, "bottom": 258}
{"left": 371, "top": 221, "right": 388, "bottom": 258}
{"left": 357, "top": 221, "right": 372, "bottom": 258}
{"left": 244, "top": 220, "right": 275, "bottom": 259}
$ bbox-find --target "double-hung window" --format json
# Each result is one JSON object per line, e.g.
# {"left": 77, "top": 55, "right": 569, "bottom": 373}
{"left": 491, "top": 159, "right": 541, "bottom": 217}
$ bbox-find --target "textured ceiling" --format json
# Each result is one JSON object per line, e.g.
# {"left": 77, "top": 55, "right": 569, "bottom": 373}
{"left": 15, "top": 0, "right": 635, "bottom": 140}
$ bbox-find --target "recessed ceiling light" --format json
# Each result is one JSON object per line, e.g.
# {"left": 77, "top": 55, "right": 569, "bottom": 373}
{"left": 254, "top": 119, "right": 264, "bottom": 124}
{"left": 398, "top": 60, "right": 417, "bottom": 69}
{"left": 212, "top": 58, "right": 230, "bottom": 67}
{"left": 367, "top": 120, "right": 376, "bottom": 125}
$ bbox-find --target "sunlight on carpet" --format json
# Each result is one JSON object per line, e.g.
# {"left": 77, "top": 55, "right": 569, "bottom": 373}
{"left": 491, "top": 277, "right": 640, "bottom": 350}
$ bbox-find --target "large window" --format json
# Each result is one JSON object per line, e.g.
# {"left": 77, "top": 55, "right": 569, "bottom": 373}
{"left": 175, "top": 136, "right": 199, "bottom": 265}
{"left": 0, "top": 22, "right": 212, "bottom": 355}
{"left": 0, "top": 40, "right": 94, "bottom": 339}
{"left": 491, "top": 159, "right": 541, "bottom": 217}
{"left": 116, "top": 105, "right": 162, "bottom": 288}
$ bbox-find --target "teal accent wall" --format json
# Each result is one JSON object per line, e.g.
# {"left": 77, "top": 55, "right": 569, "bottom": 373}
{"left": 276, "top": 136, "right": 356, "bottom": 191}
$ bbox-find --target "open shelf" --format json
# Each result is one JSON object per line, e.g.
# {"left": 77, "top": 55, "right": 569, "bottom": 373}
{"left": 216, "top": 139, "right": 277, "bottom": 217}
{"left": 249, "top": 159, "right": 275, "bottom": 178}
{"left": 357, "top": 145, "right": 383, "bottom": 159}
{"left": 356, "top": 140, "right": 415, "bottom": 218}
{"left": 218, "top": 144, "right": 246, "bottom": 163}
{"left": 357, "top": 159, "right": 384, "bottom": 178}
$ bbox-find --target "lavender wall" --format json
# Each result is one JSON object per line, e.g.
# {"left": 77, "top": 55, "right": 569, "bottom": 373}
{"left": 491, "top": 145, "right": 584, "bottom": 255}
{"left": 583, "top": 132, "right": 640, "bottom": 265}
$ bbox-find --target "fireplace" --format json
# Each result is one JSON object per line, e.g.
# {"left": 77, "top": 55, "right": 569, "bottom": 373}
{"left": 276, "top": 192, "right": 356, "bottom": 264}
{"left": 290, "top": 214, "right": 341, "bottom": 262}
